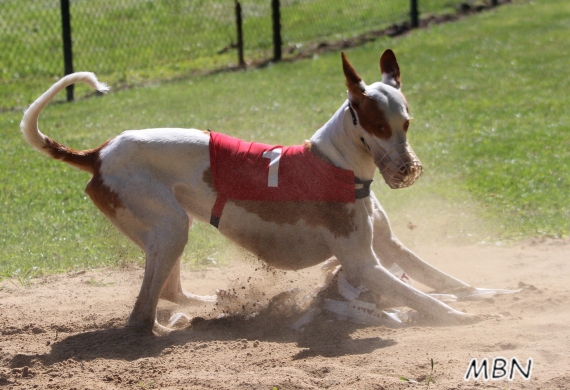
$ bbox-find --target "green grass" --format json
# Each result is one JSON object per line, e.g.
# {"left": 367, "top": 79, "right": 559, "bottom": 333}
{"left": 1, "top": 0, "right": 476, "bottom": 110}
{"left": 1, "top": 0, "right": 569, "bottom": 277}
{"left": 401, "top": 0, "right": 570, "bottom": 239}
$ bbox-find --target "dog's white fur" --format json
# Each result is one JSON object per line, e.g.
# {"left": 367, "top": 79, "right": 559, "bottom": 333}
{"left": 21, "top": 50, "right": 476, "bottom": 333}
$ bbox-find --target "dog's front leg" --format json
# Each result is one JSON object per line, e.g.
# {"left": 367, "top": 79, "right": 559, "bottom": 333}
{"left": 333, "top": 201, "right": 473, "bottom": 325}
{"left": 340, "top": 249, "right": 473, "bottom": 324}
{"left": 370, "top": 193, "right": 472, "bottom": 293}
{"left": 339, "top": 252, "right": 474, "bottom": 324}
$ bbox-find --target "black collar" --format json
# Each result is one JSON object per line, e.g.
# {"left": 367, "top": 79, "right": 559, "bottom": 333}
{"left": 348, "top": 104, "right": 372, "bottom": 198}
{"left": 354, "top": 176, "right": 373, "bottom": 199}
{"left": 348, "top": 102, "right": 358, "bottom": 125}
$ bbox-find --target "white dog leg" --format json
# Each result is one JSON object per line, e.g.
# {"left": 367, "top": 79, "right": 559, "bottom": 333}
{"left": 339, "top": 251, "right": 472, "bottom": 324}
{"left": 332, "top": 202, "right": 473, "bottom": 325}
{"left": 127, "top": 222, "right": 189, "bottom": 332}
{"left": 108, "top": 184, "right": 192, "bottom": 332}
{"left": 160, "top": 257, "right": 216, "bottom": 304}
{"left": 359, "top": 263, "right": 473, "bottom": 324}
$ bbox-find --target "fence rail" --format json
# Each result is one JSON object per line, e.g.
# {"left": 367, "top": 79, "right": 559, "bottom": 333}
{"left": 1, "top": 0, "right": 495, "bottom": 108}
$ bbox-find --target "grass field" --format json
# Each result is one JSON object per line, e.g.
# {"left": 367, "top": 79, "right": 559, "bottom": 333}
{"left": 2, "top": 0, "right": 471, "bottom": 111}
{"left": 1, "top": 0, "right": 568, "bottom": 278}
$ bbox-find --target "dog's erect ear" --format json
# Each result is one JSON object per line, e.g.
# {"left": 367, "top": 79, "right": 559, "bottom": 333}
{"left": 380, "top": 49, "right": 401, "bottom": 90}
{"left": 342, "top": 51, "right": 366, "bottom": 106}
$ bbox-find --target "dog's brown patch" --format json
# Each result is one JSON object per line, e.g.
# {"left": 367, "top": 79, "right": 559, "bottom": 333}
{"left": 84, "top": 146, "right": 124, "bottom": 219}
{"left": 352, "top": 97, "right": 393, "bottom": 140}
{"left": 43, "top": 138, "right": 110, "bottom": 175}
{"left": 40, "top": 135, "right": 124, "bottom": 218}
{"left": 380, "top": 49, "right": 401, "bottom": 89}
{"left": 85, "top": 174, "right": 124, "bottom": 219}
{"left": 231, "top": 200, "right": 357, "bottom": 238}
{"left": 341, "top": 52, "right": 365, "bottom": 94}
{"left": 341, "top": 51, "right": 393, "bottom": 140}
{"left": 202, "top": 167, "right": 216, "bottom": 192}
{"left": 342, "top": 52, "right": 367, "bottom": 102}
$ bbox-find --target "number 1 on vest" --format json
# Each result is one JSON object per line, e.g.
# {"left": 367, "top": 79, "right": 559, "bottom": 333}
{"left": 263, "top": 148, "right": 282, "bottom": 187}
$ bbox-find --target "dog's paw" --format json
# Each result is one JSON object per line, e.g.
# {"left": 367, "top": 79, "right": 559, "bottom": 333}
{"left": 162, "top": 290, "right": 216, "bottom": 305}
{"left": 456, "top": 287, "right": 521, "bottom": 301}
{"left": 153, "top": 321, "right": 174, "bottom": 336}
{"left": 126, "top": 315, "right": 156, "bottom": 333}
{"left": 432, "top": 309, "right": 480, "bottom": 326}
{"left": 180, "top": 290, "right": 217, "bottom": 304}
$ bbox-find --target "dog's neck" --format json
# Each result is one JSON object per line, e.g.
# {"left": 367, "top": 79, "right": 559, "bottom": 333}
{"left": 309, "top": 100, "right": 376, "bottom": 181}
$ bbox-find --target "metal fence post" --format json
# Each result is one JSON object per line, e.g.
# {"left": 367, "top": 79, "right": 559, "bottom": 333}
{"left": 234, "top": 1, "right": 245, "bottom": 67}
{"left": 272, "top": 0, "right": 282, "bottom": 61}
{"left": 60, "top": 0, "right": 74, "bottom": 101}
{"left": 410, "top": 0, "right": 419, "bottom": 28}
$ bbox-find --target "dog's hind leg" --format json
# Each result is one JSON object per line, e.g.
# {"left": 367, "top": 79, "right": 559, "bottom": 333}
{"left": 160, "top": 255, "right": 216, "bottom": 304}
{"left": 370, "top": 193, "right": 471, "bottom": 292}
{"left": 126, "top": 205, "right": 190, "bottom": 332}
{"left": 158, "top": 183, "right": 217, "bottom": 305}
{"left": 88, "top": 178, "right": 193, "bottom": 332}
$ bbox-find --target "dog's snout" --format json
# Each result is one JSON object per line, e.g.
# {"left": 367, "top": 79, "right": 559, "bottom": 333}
{"left": 398, "top": 163, "right": 412, "bottom": 177}
{"left": 374, "top": 142, "right": 423, "bottom": 189}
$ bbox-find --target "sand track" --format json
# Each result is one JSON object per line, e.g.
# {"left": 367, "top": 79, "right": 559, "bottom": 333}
{"left": 1, "top": 240, "right": 569, "bottom": 389}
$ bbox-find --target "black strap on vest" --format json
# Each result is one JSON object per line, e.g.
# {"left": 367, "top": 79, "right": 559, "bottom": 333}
{"left": 210, "top": 215, "right": 221, "bottom": 229}
{"left": 354, "top": 177, "right": 373, "bottom": 199}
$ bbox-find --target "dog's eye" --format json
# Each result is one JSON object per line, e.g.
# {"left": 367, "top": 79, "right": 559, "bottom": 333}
{"left": 403, "top": 120, "right": 410, "bottom": 132}
{"left": 377, "top": 126, "right": 385, "bottom": 133}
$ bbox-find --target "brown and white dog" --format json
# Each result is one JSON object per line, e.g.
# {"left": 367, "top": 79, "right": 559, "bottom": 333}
{"left": 21, "top": 50, "right": 479, "bottom": 333}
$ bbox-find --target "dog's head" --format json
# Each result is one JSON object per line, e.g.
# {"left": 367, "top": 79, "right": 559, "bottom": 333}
{"left": 342, "top": 50, "right": 422, "bottom": 189}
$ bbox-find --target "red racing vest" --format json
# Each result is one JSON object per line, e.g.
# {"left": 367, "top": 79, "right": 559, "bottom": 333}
{"left": 208, "top": 131, "right": 370, "bottom": 227}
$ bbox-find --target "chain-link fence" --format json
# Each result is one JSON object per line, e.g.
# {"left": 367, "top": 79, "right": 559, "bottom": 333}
{"left": 1, "top": 0, "right": 493, "bottom": 109}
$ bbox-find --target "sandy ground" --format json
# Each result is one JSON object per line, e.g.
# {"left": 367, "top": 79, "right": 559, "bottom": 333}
{"left": 1, "top": 239, "right": 569, "bottom": 389}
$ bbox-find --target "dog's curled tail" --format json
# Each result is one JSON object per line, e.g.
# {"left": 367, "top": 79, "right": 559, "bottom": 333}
{"left": 20, "top": 72, "right": 110, "bottom": 174}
